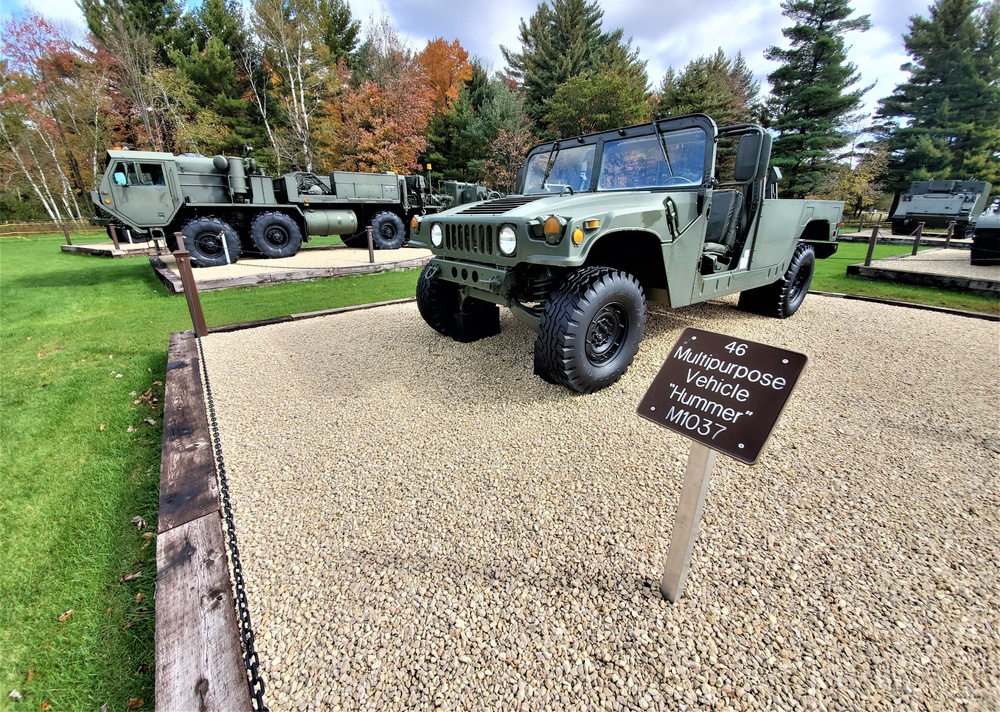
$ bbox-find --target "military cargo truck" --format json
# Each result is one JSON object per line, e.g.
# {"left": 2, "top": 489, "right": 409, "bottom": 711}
{"left": 411, "top": 114, "right": 844, "bottom": 393}
{"left": 969, "top": 197, "right": 1000, "bottom": 265}
{"left": 90, "top": 150, "right": 442, "bottom": 267}
{"left": 890, "top": 180, "right": 993, "bottom": 238}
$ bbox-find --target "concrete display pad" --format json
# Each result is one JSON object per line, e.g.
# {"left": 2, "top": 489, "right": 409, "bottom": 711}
{"left": 847, "top": 247, "right": 1000, "bottom": 296}
{"left": 191, "top": 296, "right": 999, "bottom": 710}
{"left": 150, "top": 245, "right": 433, "bottom": 293}
{"left": 60, "top": 240, "right": 161, "bottom": 258}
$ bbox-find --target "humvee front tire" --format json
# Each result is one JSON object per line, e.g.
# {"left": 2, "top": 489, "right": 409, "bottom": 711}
{"left": 416, "top": 264, "right": 459, "bottom": 335}
{"left": 370, "top": 212, "right": 406, "bottom": 250}
{"left": 738, "top": 243, "right": 815, "bottom": 318}
{"left": 180, "top": 216, "right": 241, "bottom": 268}
{"left": 250, "top": 211, "right": 302, "bottom": 258}
{"left": 536, "top": 267, "right": 646, "bottom": 393}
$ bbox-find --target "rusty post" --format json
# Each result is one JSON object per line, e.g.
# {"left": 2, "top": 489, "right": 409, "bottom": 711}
{"left": 911, "top": 222, "right": 924, "bottom": 256}
{"left": 173, "top": 231, "right": 208, "bottom": 337}
{"left": 62, "top": 224, "right": 72, "bottom": 245}
{"left": 945, "top": 221, "right": 955, "bottom": 249}
{"left": 367, "top": 225, "right": 375, "bottom": 264}
{"left": 108, "top": 224, "right": 121, "bottom": 250}
{"left": 864, "top": 222, "right": 880, "bottom": 267}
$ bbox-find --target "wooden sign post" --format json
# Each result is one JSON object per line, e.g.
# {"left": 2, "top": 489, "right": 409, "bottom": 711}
{"left": 638, "top": 328, "right": 807, "bottom": 602}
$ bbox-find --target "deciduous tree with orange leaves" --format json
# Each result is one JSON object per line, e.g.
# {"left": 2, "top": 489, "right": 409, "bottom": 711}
{"left": 416, "top": 38, "right": 473, "bottom": 113}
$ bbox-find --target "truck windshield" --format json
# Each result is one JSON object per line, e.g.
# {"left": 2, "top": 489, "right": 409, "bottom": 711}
{"left": 523, "top": 144, "right": 597, "bottom": 194}
{"left": 598, "top": 128, "right": 706, "bottom": 190}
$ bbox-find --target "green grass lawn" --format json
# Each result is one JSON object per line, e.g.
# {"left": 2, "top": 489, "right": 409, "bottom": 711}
{"left": 0, "top": 231, "right": 994, "bottom": 710}
{"left": 812, "top": 241, "right": 999, "bottom": 315}
{"left": 0, "top": 233, "right": 417, "bottom": 711}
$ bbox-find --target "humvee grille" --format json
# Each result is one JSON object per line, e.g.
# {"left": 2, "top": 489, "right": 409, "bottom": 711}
{"left": 458, "top": 195, "right": 545, "bottom": 215}
{"left": 445, "top": 224, "right": 494, "bottom": 256}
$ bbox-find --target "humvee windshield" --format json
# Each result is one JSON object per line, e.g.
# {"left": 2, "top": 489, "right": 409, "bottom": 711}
{"left": 522, "top": 126, "right": 707, "bottom": 195}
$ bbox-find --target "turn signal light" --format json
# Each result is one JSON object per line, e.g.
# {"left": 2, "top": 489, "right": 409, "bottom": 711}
{"left": 583, "top": 219, "right": 600, "bottom": 230}
{"left": 572, "top": 229, "right": 584, "bottom": 245}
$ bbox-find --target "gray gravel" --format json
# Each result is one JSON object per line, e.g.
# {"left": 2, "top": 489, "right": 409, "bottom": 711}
{"left": 201, "top": 294, "right": 1000, "bottom": 711}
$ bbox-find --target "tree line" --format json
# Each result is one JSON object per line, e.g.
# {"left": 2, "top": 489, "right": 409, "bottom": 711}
{"left": 1, "top": 0, "right": 997, "bottom": 223}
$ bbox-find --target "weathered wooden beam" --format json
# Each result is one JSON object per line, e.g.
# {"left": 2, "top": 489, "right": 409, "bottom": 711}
{"left": 155, "top": 513, "right": 252, "bottom": 711}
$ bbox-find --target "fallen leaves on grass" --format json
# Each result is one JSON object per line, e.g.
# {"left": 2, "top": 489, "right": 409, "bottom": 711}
{"left": 120, "top": 572, "right": 140, "bottom": 582}
{"left": 41, "top": 701, "right": 51, "bottom": 710}
{"left": 58, "top": 609, "right": 73, "bottom": 622}
{"left": 8, "top": 690, "right": 20, "bottom": 701}
{"left": 127, "top": 698, "right": 144, "bottom": 709}
{"left": 136, "top": 593, "right": 145, "bottom": 603}
{"left": 99, "top": 423, "right": 105, "bottom": 431}
{"left": 133, "top": 389, "right": 158, "bottom": 407}
{"left": 131, "top": 516, "right": 146, "bottom": 530}
{"left": 26, "top": 671, "right": 33, "bottom": 684}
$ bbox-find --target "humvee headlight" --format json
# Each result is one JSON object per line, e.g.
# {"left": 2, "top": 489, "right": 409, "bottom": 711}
{"left": 431, "top": 223, "right": 443, "bottom": 248}
{"left": 499, "top": 225, "right": 517, "bottom": 255}
{"left": 543, "top": 215, "right": 566, "bottom": 244}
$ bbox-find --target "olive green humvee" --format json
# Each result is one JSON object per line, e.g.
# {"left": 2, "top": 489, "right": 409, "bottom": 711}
{"left": 411, "top": 114, "right": 844, "bottom": 393}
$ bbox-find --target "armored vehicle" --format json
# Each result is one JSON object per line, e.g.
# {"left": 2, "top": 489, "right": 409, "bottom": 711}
{"left": 969, "top": 197, "right": 1000, "bottom": 265}
{"left": 411, "top": 114, "right": 844, "bottom": 393}
{"left": 439, "top": 181, "right": 502, "bottom": 207}
{"left": 91, "top": 150, "right": 442, "bottom": 267}
{"left": 890, "top": 180, "right": 993, "bottom": 238}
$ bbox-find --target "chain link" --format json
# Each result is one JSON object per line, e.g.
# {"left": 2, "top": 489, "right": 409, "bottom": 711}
{"left": 196, "top": 336, "right": 269, "bottom": 711}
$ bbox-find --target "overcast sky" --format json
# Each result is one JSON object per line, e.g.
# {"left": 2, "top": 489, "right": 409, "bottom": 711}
{"left": 4, "top": 0, "right": 935, "bottom": 117}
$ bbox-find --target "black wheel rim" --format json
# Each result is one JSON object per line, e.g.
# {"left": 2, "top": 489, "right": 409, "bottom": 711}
{"left": 264, "top": 225, "right": 289, "bottom": 248}
{"left": 196, "top": 231, "right": 224, "bottom": 257}
{"left": 585, "top": 303, "right": 628, "bottom": 365}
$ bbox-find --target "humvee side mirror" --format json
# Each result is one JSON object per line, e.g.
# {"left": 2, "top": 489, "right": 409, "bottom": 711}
{"left": 113, "top": 172, "right": 127, "bottom": 186}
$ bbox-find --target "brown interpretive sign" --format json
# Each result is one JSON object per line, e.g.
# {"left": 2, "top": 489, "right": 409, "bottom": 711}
{"left": 638, "top": 328, "right": 807, "bottom": 465}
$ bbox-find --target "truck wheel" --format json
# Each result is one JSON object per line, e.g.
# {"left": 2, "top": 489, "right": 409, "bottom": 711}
{"left": 416, "top": 263, "right": 459, "bottom": 335}
{"left": 250, "top": 211, "right": 302, "bottom": 258}
{"left": 536, "top": 267, "right": 646, "bottom": 393}
{"left": 891, "top": 219, "right": 907, "bottom": 235}
{"left": 370, "top": 212, "right": 406, "bottom": 250}
{"left": 738, "top": 243, "right": 815, "bottom": 318}
{"left": 180, "top": 217, "right": 241, "bottom": 268}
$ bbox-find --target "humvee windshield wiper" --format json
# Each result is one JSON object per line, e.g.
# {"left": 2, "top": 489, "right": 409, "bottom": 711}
{"left": 540, "top": 146, "right": 559, "bottom": 189}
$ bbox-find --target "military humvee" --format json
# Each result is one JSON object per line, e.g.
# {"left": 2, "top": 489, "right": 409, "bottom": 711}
{"left": 91, "top": 150, "right": 442, "bottom": 267}
{"left": 411, "top": 114, "right": 844, "bottom": 393}
{"left": 890, "top": 180, "right": 993, "bottom": 239}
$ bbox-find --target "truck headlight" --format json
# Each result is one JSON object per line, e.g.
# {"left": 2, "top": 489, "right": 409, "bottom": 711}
{"left": 499, "top": 225, "right": 517, "bottom": 256}
{"left": 431, "top": 223, "right": 443, "bottom": 248}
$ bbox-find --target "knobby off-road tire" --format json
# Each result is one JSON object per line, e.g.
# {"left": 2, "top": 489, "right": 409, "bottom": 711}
{"left": 250, "top": 211, "right": 303, "bottom": 258}
{"left": 536, "top": 267, "right": 646, "bottom": 394}
{"left": 416, "top": 264, "right": 459, "bottom": 336}
{"left": 738, "top": 243, "right": 815, "bottom": 318}
{"left": 180, "top": 216, "right": 241, "bottom": 268}
{"left": 370, "top": 211, "right": 406, "bottom": 250}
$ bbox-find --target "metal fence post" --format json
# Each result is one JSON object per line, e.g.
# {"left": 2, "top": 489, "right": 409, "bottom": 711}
{"left": 108, "top": 225, "right": 121, "bottom": 250}
{"left": 911, "top": 222, "right": 924, "bottom": 256}
{"left": 62, "top": 224, "right": 72, "bottom": 245}
{"left": 366, "top": 226, "right": 375, "bottom": 264}
{"left": 864, "top": 222, "right": 880, "bottom": 267}
{"left": 945, "top": 221, "right": 955, "bottom": 249}
{"left": 173, "top": 231, "right": 208, "bottom": 337}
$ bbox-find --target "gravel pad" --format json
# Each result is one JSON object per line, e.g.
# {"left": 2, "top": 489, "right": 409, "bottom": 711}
{"left": 201, "top": 295, "right": 999, "bottom": 711}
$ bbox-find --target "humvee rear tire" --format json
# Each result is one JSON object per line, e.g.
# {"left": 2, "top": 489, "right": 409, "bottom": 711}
{"left": 370, "top": 212, "right": 406, "bottom": 250}
{"left": 738, "top": 243, "right": 815, "bottom": 318}
{"left": 180, "top": 216, "right": 241, "bottom": 268}
{"left": 250, "top": 211, "right": 302, "bottom": 258}
{"left": 416, "top": 264, "right": 459, "bottom": 336}
{"left": 536, "top": 267, "right": 646, "bottom": 393}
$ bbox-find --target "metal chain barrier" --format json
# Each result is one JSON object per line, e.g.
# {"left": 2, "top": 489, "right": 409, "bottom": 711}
{"left": 196, "top": 336, "right": 269, "bottom": 711}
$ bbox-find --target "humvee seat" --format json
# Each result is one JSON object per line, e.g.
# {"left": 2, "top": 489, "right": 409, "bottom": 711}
{"left": 703, "top": 189, "right": 744, "bottom": 255}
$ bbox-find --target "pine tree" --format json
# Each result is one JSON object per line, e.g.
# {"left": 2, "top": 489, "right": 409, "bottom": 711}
{"left": 500, "top": 0, "right": 644, "bottom": 129}
{"left": 765, "top": 0, "right": 872, "bottom": 197}
{"left": 657, "top": 49, "right": 760, "bottom": 126}
{"left": 876, "top": 0, "right": 1000, "bottom": 190}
